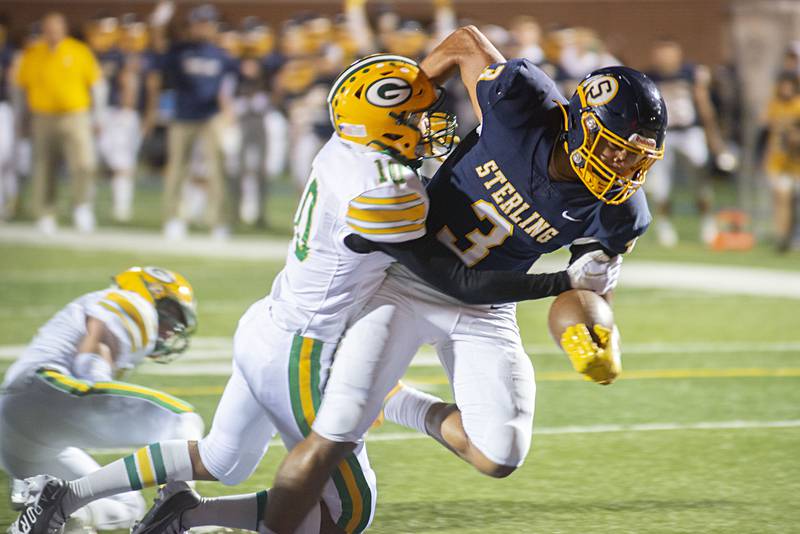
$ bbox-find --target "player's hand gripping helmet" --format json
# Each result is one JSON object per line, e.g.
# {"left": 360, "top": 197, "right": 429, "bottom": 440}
{"left": 560, "top": 66, "right": 667, "bottom": 204}
{"left": 328, "top": 54, "right": 457, "bottom": 166}
{"left": 112, "top": 266, "right": 197, "bottom": 362}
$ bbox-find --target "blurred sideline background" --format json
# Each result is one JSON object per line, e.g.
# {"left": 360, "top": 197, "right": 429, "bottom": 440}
{"left": 0, "top": 2, "right": 799, "bottom": 532}
{"left": 0, "top": 0, "right": 797, "bottom": 251}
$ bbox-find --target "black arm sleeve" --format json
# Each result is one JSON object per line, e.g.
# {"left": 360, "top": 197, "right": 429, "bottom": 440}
{"left": 568, "top": 241, "right": 617, "bottom": 264}
{"left": 345, "top": 234, "right": 571, "bottom": 305}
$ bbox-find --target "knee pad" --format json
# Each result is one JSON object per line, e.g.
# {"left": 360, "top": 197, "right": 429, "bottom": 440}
{"left": 198, "top": 431, "right": 263, "bottom": 486}
{"left": 465, "top": 411, "right": 533, "bottom": 470}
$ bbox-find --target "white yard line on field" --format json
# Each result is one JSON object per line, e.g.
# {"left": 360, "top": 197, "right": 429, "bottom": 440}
{"left": 2, "top": 339, "right": 800, "bottom": 372}
{"left": 2, "top": 222, "right": 800, "bottom": 298}
{"left": 1, "top": 340, "right": 798, "bottom": 373}
{"left": 87, "top": 419, "right": 800, "bottom": 455}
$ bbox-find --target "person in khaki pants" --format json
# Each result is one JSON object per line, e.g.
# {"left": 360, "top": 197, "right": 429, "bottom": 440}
{"left": 15, "top": 12, "right": 104, "bottom": 234}
{"left": 159, "top": 4, "right": 238, "bottom": 240}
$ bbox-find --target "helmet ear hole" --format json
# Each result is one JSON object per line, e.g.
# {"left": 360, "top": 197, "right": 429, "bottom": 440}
{"left": 354, "top": 85, "right": 364, "bottom": 99}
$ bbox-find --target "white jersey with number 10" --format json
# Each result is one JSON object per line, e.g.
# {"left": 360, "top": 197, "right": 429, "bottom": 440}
{"left": 267, "top": 135, "right": 429, "bottom": 343}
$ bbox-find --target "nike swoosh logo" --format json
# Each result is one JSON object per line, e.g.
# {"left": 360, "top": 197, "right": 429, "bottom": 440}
{"left": 562, "top": 210, "right": 582, "bottom": 222}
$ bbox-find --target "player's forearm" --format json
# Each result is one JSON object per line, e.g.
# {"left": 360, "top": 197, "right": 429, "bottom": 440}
{"left": 420, "top": 25, "right": 504, "bottom": 88}
{"left": 346, "top": 234, "right": 570, "bottom": 304}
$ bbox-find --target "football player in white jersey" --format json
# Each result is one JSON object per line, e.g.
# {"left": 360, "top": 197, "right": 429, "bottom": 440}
{"left": 11, "top": 54, "right": 458, "bottom": 534}
{"left": 12, "top": 53, "right": 617, "bottom": 534}
{"left": 1, "top": 266, "right": 201, "bottom": 532}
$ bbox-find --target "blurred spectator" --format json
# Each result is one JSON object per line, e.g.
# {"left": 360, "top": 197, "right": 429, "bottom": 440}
{"left": 235, "top": 17, "right": 276, "bottom": 227}
{"left": 274, "top": 15, "right": 336, "bottom": 190}
{"left": 510, "top": 16, "right": 544, "bottom": 65}
{"left": 84, "top": 13, "right": 141, "bottom": 223}
{"left": 99, "top": 13, "right": 161, "bottom": 222}
{"left": 644, "top": 38, "right": 731, "bottom": 247}
{"left": 159, "top": 4, "right": 238, "bottom": 240}
{"left": 384, "top": 20, "right": 429, "bottom": 60}
{"left": 0, "top": 17, "right": 16, "bottom": 220}
{"left": 763, "top": 70, "right": 800, "bottom": 252}
{"left": 15, "top": 12, "right": 102, "bottom": 235}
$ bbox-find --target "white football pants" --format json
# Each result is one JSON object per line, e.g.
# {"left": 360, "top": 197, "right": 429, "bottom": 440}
{"left": 197, "top": 299, "right": 378, "bottom": 534}
{"left": 314, "top": 264, "right": 537, "bottom": 468}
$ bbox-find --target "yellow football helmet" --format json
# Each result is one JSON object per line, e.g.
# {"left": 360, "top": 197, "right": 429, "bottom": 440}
{"left": 328, "top": 54, "right": 457, "bottom": 164}
{"left": 112, "top": 266, "right": 197, "bottom": 362}
{"left": 119, "top": 14, "right": 149, "bottom": 54}
{"left": 240, "top": 17, "right": 274, "bottom": 58}
{"left": 217, "top": 24, "right": 242, "bottom": 58}
{"left": 84, "top": 16, "right": 120, "bottom": 53}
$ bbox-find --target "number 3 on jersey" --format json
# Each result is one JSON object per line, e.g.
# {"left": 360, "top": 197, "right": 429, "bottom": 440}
{"left": 437, "top": 200, "right": 513, "bottom": 267}
{"left": 293, "top": 179, "right": 319, "bottom": 261}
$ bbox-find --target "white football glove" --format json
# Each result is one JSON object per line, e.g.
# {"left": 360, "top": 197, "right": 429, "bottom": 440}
{"left": 566, "top": 250, "right": 622, "bottom": 294}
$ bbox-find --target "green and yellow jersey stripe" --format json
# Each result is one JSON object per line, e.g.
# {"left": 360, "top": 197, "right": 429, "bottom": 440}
{"left": 351, "top": 192, "right": 421, "bottom": 206}
{"left": 98, "top": 300, "right": 140, "bottom": 350}
{"left": 287, "top": 335, "right": 373, "bottom": 533}
{"left": 346, "top": 202, "right": 426, "bottom": 224}
{"left": 347, "top": 221, "right": 426, "bottom": 236}
{"left": 36, "top": 368, "right": 193, "bottom": 414}
{"left": 105, "top": 292, "right": 150, "bottom": 348}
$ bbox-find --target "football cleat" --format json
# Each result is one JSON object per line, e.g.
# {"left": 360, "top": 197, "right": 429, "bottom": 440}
{"left": 8, "top": 475, "right": 69, "bottom": 534}
{"left": 130, "top": 481, "right": 200, "bottom": 534}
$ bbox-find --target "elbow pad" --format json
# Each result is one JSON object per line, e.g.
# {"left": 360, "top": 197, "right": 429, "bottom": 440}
{"left": 73, "top": 352, "right": 113, "bottom": 383}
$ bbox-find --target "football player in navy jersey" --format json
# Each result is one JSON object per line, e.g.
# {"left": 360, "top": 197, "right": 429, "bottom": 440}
{"left": 644, "top": 38, "right": 731, "bottom": 247}
{"left": 109, "top": 28, "right": 663, "bottom": 532}
{"left": 160, "top": 4, "right": 239, "bottom": 240}
{"left": 253, "top": 26, "right": 667, "bottom": 533}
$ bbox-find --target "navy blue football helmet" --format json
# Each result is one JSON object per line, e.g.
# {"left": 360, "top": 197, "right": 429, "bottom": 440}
{"left": 559, "top": 66, "right": 668, "bottom": 204}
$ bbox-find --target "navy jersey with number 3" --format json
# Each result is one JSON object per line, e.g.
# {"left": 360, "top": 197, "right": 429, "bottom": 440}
{"left": 426, "top": 59, "right": 651, "bottom": 272}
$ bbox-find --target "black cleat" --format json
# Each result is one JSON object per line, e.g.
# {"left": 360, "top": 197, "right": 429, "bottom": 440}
{"left": 8, "top": 476, "right": 68, "bottom": 534}
{"left": 131, "top": 481, "right": 201, "bottom": 534}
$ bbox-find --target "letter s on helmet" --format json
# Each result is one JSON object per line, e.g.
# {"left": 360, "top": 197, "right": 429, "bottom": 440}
{"left": 560, "top": 66, "right": 668, "bottom": 205}
{"left": 328, "top": 54, "right": 457, "bottom": 165}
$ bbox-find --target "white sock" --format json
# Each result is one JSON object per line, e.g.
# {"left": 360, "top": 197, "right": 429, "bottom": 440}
{"left": 383, "top": 384, "right": 443, "bottom": 436}
{"left": 63, "top": 441, "right": 193, "bottom": 516}
{"left": 111, "top": 172, "right": 134, "bottom": 219}
{"left": 183, "top": 490, "right": 267, "bottom": 530}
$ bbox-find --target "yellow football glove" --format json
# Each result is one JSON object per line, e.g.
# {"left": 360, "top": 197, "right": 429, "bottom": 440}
{"left": 560, "top": 323, "right": 621, "bottom": 385}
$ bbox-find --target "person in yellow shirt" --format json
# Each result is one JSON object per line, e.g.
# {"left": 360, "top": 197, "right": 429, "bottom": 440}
{"left": 15, "top": 12, "right": 104, "bottom": 234}
{"left": 764, "top": 71, "right": 800, "bottom": 253}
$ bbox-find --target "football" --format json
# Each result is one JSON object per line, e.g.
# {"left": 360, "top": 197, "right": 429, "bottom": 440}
{"left": 547, "top": 289, "right": 615, "bottom": 347}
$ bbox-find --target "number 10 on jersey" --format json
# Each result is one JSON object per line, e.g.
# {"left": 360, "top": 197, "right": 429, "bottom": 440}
{"left": 293, "top": 179, "right": 318, "bottom": 261}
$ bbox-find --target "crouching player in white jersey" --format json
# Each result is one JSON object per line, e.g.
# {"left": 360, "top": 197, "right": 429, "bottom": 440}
{"left": 1, "top": 266, "right": 202, "bottom": 532}
{"left": 11, "top": 54, "right": 618, "bottom": 534}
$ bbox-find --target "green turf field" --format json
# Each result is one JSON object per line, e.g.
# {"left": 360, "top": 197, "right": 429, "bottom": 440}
{"left": 0, "top": 236, "right": 798, "bottom": 533}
